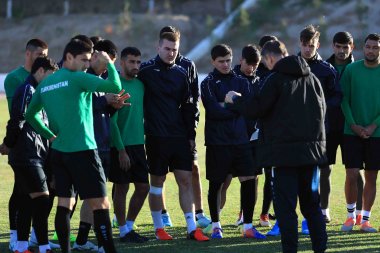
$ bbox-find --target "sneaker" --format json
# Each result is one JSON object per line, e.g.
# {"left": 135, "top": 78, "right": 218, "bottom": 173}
{"left": 120, "top": 230, "right": 149, "bottom": 243}
{"left": 243, "top": 227, "right": 266, "bottom": 239}
{"left": 15, "top": 250, "right": 34, "bottom": 253}
{"left": 187, "top": 228, "right": 209, "bottom": 241}
{"left": 9, "top": 240, "right": 17, "bottom": 252}
{"left": 323, "top": 214, "right": 331, "bottom": 223}
{"left": 360, "top": 221, "right": 377, "bottom": 233}
{"left": 355, "top": 214, "right": 362, "bottom": 225}
{"left": 234, "top": 212, "right": 243, "bottom": 226}
{"left": 301, "top": 219, "right": 309, "bottom": 235}
{"left": 266, "top": 221, "right": 280, "bottom": 236}
{"left": 72, "top": 241, "right": 98, "bottom": 251}
{"left": 211, "top": 227, "right": 223, "bottom": 239}
{"left": 162, "top": 213, "right": 173, "bottom": 227}
{"left": 52, "top": 232, "right": 76, "bottom": 243}
{"left": 196, "top": 216, "right": 211, "bottom": 228}
{"left": 259, "top": 214, "right": 272, "bottom": 227}
{"left": 341, "top": 217, "right": 356, "bottom": 232}
{"left": 155, "top": 228, "right": 173, "bottom": 240}
{"left": 202, "top": 223, "right": 213, "bottom": 235}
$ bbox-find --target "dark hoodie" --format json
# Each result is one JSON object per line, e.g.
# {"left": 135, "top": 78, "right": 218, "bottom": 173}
{"left": 233, "top": 55, "right": 327, "bottom": 167}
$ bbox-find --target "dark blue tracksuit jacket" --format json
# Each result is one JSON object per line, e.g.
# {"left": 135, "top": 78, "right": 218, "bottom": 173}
{"left": 201, "top": 69, "right": 251, "bottom": 146}
{"left": 138, "top": 55, "right": 197, "bottom": 140}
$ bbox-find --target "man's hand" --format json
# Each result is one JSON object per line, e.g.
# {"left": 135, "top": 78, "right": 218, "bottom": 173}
{"left": 0, "top": 143, "right": 10, "bottom": 155}
{"left": 364, "top": 124, "right": 377, "bottom": 138}
{"left": 119, "top": 149, "right": 131, "bottom": 172}
{"left": 350, "top": 124, "right": 369, "bottom": 138}
{"left": 107, "top": 89, "right": 131, "bottom": 109}
{"left": 225, "top": 91, "right": 242, "bottom": 104}
{"left": 94, "top": 50, "right": 112, "bottom": 65}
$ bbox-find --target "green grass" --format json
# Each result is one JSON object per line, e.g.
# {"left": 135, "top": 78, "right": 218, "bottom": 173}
{"left": 0, "top": 97, "right": 379, "bottom": 252}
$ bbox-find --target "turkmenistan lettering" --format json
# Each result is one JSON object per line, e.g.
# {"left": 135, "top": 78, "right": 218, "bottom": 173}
{"left": 40, "top": 81, "right": 68, "bottom": 93}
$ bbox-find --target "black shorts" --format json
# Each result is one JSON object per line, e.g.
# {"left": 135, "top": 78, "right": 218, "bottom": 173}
{"left": 251, "top": 141, "right": 263, "bottom": 175}
{"left": 109, "top": 145, "right": 149, "bottom": 184}
{"left": 50, "top": 149, "right": 107, "bottom": 199}
{"left": 99, "top": 150, "right": 111, "bottom": 179}
{"left": 145, "top": 136, "right": 192, "bottom": 176}
{"left": 326, "top": 132, "right": 344, "bottom": 165}
{"left": 343, "top": 135, "right": 380, "bottom": 170}
{"left": 12, "top": 165, "right": 48, "bottom": 194}
{"left": 206, "top": 144, "right": 255, "bottom": 183}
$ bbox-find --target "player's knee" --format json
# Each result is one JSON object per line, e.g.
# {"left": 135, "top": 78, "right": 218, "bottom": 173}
{"left": 149, "top": 185, "right": 163, "bottom": 196}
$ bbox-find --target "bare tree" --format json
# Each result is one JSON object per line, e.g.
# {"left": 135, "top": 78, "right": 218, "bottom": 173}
{"left": 6, "top": 0, "right": 12, "bottom": 19}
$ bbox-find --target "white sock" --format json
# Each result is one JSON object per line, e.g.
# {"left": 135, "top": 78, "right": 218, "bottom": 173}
{"left": 119, "top": 224, "right": 131, "bottom": 237}
{"left": 240, "top": 213, "right": 244, "bottom": 222}
{"left": 39, "top": 244, "right": 51, "bottom": 253}
{"left": 16, "top": 241, "right": 29, "bottom": 252}
{"left": 126, "top": 220, "right": 134, "bottom": 231}
{"left": 362, "top": 210, "right": 371, "bottom": 223}
{"left": 113, "top": 213, "right": 117, "bottom": 221}
{"left": 184, "top": 212, "right": 196, "bottom": 233}
{"left": 10, "top": 230, "right": 17, "bottom": 242}
{"left": 356, "top": 209, "right": 362, "bottom": 216}
{"left": 346, "top": 203, "right": 356, "bottom": 218}
{"left": 151, "top": 210, "right": 163, "bottom": 230}
{"left": 243, "top": 223, "right": 253, "bottom": 232}
{"left": 212, "top": 222, "right": 221, "bottom": 230}
{"left": 322, "top": 208, "right": 330, "bottom": 216}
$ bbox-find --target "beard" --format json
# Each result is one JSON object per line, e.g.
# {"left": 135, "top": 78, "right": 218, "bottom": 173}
{"left": 365, "top": 55, "right": 379, "bottom": 63}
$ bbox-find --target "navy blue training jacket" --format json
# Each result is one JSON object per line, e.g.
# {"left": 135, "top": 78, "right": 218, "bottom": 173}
{"left": 201, "top": 69, "right": 251, "bottom": 146}
{"left": 138, "top": 55, "right": 197, "bottom": 139}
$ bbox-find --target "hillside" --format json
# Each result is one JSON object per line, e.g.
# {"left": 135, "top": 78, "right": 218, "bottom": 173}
{"left": 0, "top": 0, "right": 379, "bottom": 74}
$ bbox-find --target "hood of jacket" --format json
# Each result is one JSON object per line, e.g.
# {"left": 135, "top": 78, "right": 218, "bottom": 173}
{"left": 273, "top": 55, "right": 310, "bottom": 77}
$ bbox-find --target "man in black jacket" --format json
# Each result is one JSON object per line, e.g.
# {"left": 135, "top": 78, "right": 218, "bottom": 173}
{"left": 0, "top": 57, "right": 58, "bottom": 253}
{"left": 201, "top": 44, "right": 265, "bottom": 239}
{"left": 225, "top": 40, "right": 327, "bottom": 253}
{"left": 138, "top": 31, "right": 208, "bottom": 241}
{"left": 325, "top": 31, "right": 364, "bottom": 226}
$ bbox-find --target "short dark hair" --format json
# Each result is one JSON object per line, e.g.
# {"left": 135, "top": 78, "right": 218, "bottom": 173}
{"left": 258, "top": 35, "right": 278, "bottom": 48}
{"left": 211, "top": 44, "right": 232, "bottom": 60}
{"left": 242, "top": 44, "right": 260, "bottom": 64}
{"left": 71, "top": 34, "right": 94, "bottom": 48}
{"left": 261, "top": 40, "right": 288, "bottom": 57}
{"left": 159, "top": 26, "right": 180, "bottom": 38}
{"left": 300, "top": 25, "right": 320, "bottom": 42}
{"left": 333, "top": 31, "right": 353, "bottom": 45}
{"left": 26, "top": 38, "right": 48, "bottom": 51}
{"left": 121, "top": 47, "right": 141, "bottom": 59}
{"left": 93, "top": 39, "right": 118, "bottom": 60}
{"left": 90, "top": 36, "right": 103, "bottom": 46}
{"left": 31, "top": 56, "right": 58, "bottom": 74}
{"left": 364, "top": 33, "right": 380, "bottom": 43}
{"left": 159, "top": 32, "right": 180, "bottom": 44}
{"left": 62, "top": 39, "right": 93, "bottom": 61}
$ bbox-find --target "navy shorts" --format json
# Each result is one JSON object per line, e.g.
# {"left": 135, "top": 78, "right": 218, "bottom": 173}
{"left": 206, "top": 144, "right": 255, "bottom": 183}
{"left": 109, "top": 145, "right": 149, "bottom": 184}
{"left": 145, "top": 136, "right": 192, "bottom": 176}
